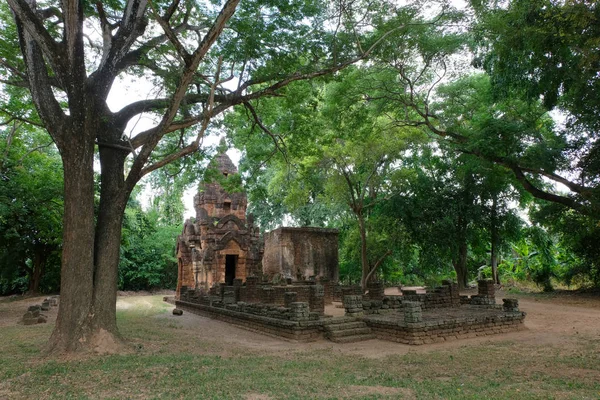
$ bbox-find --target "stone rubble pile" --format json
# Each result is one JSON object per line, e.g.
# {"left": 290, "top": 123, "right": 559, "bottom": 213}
{"left": 22, "top": 296, "right": 58, "bottom": 325}
{"left": 502, "top": 298, "right": 519, "bottom": 312}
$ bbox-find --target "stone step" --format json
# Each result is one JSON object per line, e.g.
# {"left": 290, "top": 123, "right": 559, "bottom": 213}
{"left": 327, "top": 327, "right": 372, "bottom": 338}
{"left": 322, "top": 316, "right": 357, "bottom": 325}
{"left": 324, "top": 321, "right": 366, "bottom": 332}
{"left": 328, "top": 333, "right": 376, "bottom": 344}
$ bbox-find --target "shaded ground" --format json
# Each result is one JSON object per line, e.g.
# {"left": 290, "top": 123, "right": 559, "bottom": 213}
{"left": 1, "top": 288, "right": 599, "bottom": 399}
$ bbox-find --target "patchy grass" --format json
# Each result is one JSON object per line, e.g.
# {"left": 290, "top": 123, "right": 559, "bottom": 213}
{"left": 1, "top": 295, "right": 599, "bottom": 399}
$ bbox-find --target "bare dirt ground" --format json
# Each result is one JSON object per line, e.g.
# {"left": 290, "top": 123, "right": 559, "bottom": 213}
{"left": 2, "top": 288, "right": 599, "bottom": 359}
{"left": 0, "top": 295, "right": 59, "bottom": 328}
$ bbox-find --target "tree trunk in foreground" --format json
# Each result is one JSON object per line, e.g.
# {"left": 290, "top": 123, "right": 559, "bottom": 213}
{"left": 91, "top": 146, "right": 130, "bottom": 345}
{"left": 46, "top": 132, "right": 97, "bottom": 353}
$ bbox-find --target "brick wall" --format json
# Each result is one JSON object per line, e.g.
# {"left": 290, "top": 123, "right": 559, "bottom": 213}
{"left": 366, "top": 312, "right": 526, "bottom": 345}
{"left": 176, "top": 300, "right": 323, "bottom": 342}
{"left": 401, "top": 281, "right": 460, "bottom": 310}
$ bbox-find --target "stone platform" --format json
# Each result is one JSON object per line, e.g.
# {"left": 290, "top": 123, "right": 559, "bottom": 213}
{"left": 172, "top": 280, "right": 526, "bottom": 345}
{"left": 364, "top": 306, "right": 526, "bottom": 345}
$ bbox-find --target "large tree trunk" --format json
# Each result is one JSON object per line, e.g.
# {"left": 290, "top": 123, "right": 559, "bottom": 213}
{"left": 90, "top": 146, "right": 130, "bottom": 347}
{"left": 453, "top": 181, "right": 472, "bottom": 290}
{"left": 46, "top": 132, "right": 96, "bottom": 353}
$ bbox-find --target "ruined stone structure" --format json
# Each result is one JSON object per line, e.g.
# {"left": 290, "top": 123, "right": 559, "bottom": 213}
{"left": 262, "top": 227, "right": 339, "bottom": 282}
{"left": 172, "top": 157, "right": 525, "bottom": 345}
{"left": 176, "top": 152, "right": 263, "bottom": 298}
{"left": 175, "top": 279, "right": 526, "bottom": 344}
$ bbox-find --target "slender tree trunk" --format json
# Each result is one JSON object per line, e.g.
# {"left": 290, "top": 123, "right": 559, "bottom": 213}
{"left": 490, "top": 195, "right": 500, "bottom": 284}
{"left": 27, "top": 249, "right": 46, "bottom": 294}
{"left": 453, "top": 181, "right": 472, "bottom": 290}
{"left": 47, "top": 131, "right": 96, "bottom": 353}
{"left": 453, "top": 238, "right": 469, "bottom": 290}
{"left": 358, "top": 212, "right": 370, "bottom": 292}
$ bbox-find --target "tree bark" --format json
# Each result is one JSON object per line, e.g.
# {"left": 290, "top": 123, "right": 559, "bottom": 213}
{"left": 358, "top": 212, "right": 371, "bottom": 292}
{"left": 27, "top": 248, "right": 46, "bottom": 294}
{"left": 490, "top": 195, "right": 500, "bottom": 284}
{"left": 453, "top": 176, "right": 473, "bottom": 290}
{"left": 46, "top": 130, "right": 96, "bottom": 353}
{"left": 453, "top": 236, "right": 469, "bottom": 290}
{"left": 90, "top": 145, "right": 131, "bottom": 344}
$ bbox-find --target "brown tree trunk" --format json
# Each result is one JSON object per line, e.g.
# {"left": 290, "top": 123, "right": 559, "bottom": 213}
{"left": 27, "top": 249, "right": 45, "bottom": 294}
{"left": 46, "top": 132, "right": 96, "bottom": 353}
{"left": 358, "top": 212, "right": 370, "bottom": 292}
{"left": 90, "top": 146, "right": 130, "bottom": 345}
{"left": 453, "top": 179, "right": 472, "bottom": 291}
{"left": 453, "top": 239, "right": 468, "bottom": 290}
{"left": 490, "top": 195, "right": 500, "bottom": 284}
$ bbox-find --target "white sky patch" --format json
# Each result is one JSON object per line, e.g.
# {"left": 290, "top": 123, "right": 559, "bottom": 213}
{"left": 105, "top": 69, "right": 242, "bottom": 222}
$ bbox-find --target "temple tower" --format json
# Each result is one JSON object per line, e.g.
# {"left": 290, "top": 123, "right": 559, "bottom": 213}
{"left": 176, "top": 150, "right": 263, "bottom": 298}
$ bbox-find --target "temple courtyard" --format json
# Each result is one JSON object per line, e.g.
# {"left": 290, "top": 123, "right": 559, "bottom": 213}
{"left": 1, "top": 288, "right": 599, "bottom": 399}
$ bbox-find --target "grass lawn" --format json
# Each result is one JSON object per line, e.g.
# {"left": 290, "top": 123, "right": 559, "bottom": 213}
{"left": 1, "top": 295, "right": 599, "bottom": 399}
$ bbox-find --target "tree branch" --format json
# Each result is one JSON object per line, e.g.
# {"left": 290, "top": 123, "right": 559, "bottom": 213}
{"left": 365, "top": 250, "right": 392, "bottom": 285}
{"left": 242, "top": 101, "right": 288, "bottom": 163}
{"left": 6, "top": 0, "right": 64, "bottom": 71}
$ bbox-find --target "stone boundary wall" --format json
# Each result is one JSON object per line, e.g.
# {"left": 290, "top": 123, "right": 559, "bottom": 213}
{"left": 401, "top": 281, "right": 460, "bottom": 310}
{"left": 365, "top": 312, "right": 526, "bottom": 345}
{"left": 176, "top": 300, "right": 323, "bottom": 342}
{"left": 238, "top": 284, "right": 325, "bottom": 314}
{"left": 334, "top": 285, "right": 362, "bottom": 302}
{"left": 184, "top": 280, "right": 326, "bottom": 314}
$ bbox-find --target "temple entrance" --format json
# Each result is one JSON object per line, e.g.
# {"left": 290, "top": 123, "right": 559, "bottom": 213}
{"left": 225, "top": 255, "right": 237, "bottom": 285}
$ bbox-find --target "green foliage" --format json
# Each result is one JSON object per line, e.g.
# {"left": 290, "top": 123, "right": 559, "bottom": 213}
{"left": 474, "top": 0, "right": 600, "bottom": 134}
{"left": 119, "top": 198, "right": 180, "bottom": 291}
{"left": 532, "top": 202, "right": 600, "bottom": 287}
{"left": 0, "top": 125, "right": 63, "bottom": 295}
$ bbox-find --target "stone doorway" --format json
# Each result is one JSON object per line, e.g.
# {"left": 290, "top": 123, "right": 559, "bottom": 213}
{"left": 225, "top": 255, "right": 237, "bottom": 285}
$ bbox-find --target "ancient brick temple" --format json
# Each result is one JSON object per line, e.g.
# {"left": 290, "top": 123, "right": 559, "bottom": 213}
{"left": 175, "top": 151, "right": 263, "bottom": 298}
{"left": 262, "top": 227, "right": 339, "bottom": 282}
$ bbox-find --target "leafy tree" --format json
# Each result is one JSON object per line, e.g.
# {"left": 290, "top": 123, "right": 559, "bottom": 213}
{"left": 532, "top": 203, "right": 600, "bottom": 286}
{"left": 1, "top": 0, "right": 400, "bottom": 352}
{"left": 366, "top": 3, "right": 599, "bottom": 218}
{"left": 119, "top": 196, "right": 179, "bottom": 291}
{"left": 471, "top": 0, "right": 600, "bottom": 285}
{"left": 468, "top": 0, "right": 600, "bottom": 215}
{"left": 0, "top": 123, "right": 63, "bottom": 294}
{"left": 229, "top": 68, "right": 427, "bottom": 290}
{"left": 473, "top": 0, "right": 600, "bottom": 135}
